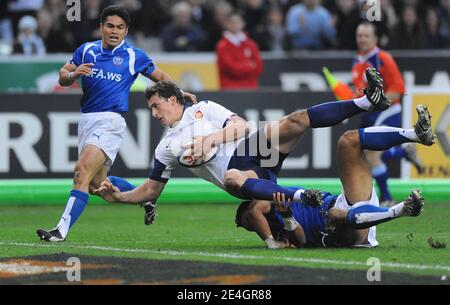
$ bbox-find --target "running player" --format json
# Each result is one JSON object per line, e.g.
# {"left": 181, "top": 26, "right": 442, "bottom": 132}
{"left": 36, "top": 5, "right": 196, "bottom": 242}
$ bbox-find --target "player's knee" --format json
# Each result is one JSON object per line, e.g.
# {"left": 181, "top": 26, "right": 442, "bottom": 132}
{"left": 224, "top": 169, "right": 243, "bottom": 193}
{"left": 338, "top": 130, "right": 360, "bottom": 150}
{"left": 284, "top": 110, "right": 309, "bottom": 131}
{"left": 73, "top": 162, "right": 91, "bottom": 186}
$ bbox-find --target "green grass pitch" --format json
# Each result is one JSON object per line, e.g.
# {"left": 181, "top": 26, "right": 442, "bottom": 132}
{"left": 0, "top": 201, "right": 449, "bottom": 278}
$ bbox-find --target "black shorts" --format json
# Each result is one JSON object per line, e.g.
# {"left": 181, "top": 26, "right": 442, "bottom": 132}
{"left": 227, "top": 130, "right": 288, "bottom": 183}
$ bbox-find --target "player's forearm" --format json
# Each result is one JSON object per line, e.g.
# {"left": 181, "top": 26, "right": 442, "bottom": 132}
{"left": 115, "top": 189, "right": 158, "bottom": 204}
{"left": 249, "top": 209, "right": 273, "bottom": 241}
{"left": 59, "top": 68, "right": 75, "bottom": 87}
{"left": 209, "top": 119, "right": 250, "bottom": 147}
{"left": 149, "top": 68, "right": 174, "bottom": 82}
{"left": 115, "top": 181, "right": 161, "bottom": 204}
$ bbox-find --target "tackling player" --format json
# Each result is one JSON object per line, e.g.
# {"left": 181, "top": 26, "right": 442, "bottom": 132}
{"left": 36, "top": 5, "right": 196, "bottom": 242}
{"left": 235, "top": 105, "right": 434, "bottom": 249}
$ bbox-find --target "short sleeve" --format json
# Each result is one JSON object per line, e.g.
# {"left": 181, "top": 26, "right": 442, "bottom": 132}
{"left": 202, "top": 101, "right": 236, "bottom": 129}
{"left": 69, "top": 44, "right": 84, "bottom": 66}
{"left": 149, "top": 143, "right": 177, "bottom": 182}
{"left": 149, "top": 158, "right": 171, "bottom": 183}
{"left": 134, "top": 48, "right": 156, "bottom": 77}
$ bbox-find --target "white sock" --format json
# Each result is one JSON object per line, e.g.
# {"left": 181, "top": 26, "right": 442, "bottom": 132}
{"left": 353, "top": 95, "right": 371, "bottom": 110}
{"left": 389, "top": 202, "right": 405, "bottom": 217}
{"left": 55, "top": 197, "right": 76, "bottom": 238}
{"left": 355, "top": 210, "right": 395, "bottom": 224}
{"left": 399, "top": 129, "right": 419, "bottom": 142}
{"left": 56, "top": 217, "right": 70, "bottom": 238}
{"left": 365, "top": 126, "right": 419, "bottom": 142}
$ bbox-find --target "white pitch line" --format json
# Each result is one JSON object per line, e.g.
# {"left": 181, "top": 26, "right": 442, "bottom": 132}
{"left": 1, "top": 241, "right": 449, "bottom": 272}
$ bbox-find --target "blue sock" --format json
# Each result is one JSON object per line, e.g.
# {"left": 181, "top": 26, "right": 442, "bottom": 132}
{"left": 108, "top": 176, "right": 136, "bottom": 192}
{"left": 57, "top": 189, "right": 89, "bottom": 238}
{"left": 359, "top": 127, "right": 414, "bottom": 151}
{"left": 382, "top": 146, "right": 406, "bottom": 162}
{"left": 240, "top": 178, "right": 303, "bottom": 201}
{"left": 372, "top": 164, "right": 392, "bottom": 201}
{"left": 347, "top": 205, "right": 391, "bottom": 229}
{"left": 307, "top": 100, "right": 364, "bottom": 128}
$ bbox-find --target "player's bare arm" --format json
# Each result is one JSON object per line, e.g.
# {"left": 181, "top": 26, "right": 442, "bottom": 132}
{"left": 95, "top": 178, "right": 165, "bottom": 204}
{"left": 58, "top": 62, "right": 94, "bottom": 87}
{"left": 243, "top": 200, "right": 290, "bottom": 249}
{"left": 148, "top": 67, "right": 197, "bottom": 103}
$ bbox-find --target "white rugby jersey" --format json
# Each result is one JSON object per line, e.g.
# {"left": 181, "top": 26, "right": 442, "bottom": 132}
{"left": 149, "top": 100, "right": 245, "bottom": 189}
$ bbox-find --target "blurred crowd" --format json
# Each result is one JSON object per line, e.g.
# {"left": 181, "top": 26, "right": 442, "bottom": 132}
{"left": 1, "top": 0, "right": 450, "bottom": 55}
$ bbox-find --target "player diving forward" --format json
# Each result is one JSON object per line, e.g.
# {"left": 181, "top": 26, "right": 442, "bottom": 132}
{"left": 94, "top": 68, "right": 395, "bottom": 228}
{"left": 235, "top": 105, "right": 434, "bottom": 248}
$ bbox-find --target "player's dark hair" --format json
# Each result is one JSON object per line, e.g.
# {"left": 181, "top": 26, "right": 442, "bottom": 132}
{"left": 100, "top": 5, "right": 131, "bottom": 27}
{"left": 145, "top": 81, "right": 185, "bottom": 105}
{"left": 235, "top": 201, "right": 251, "bottom": 228}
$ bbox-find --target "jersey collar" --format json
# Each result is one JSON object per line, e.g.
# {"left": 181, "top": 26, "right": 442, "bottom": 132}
{"left": 170, "top": 102, "right": 194, "bottom": 129}
{"left": 356, "top": 46, "right": 379, "bottom": 63}
{"left": 100, "top": 39, "right": 125, "bottom": 55}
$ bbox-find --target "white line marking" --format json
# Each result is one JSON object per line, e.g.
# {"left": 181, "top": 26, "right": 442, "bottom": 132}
{"left": 1, "top": 241, "right": 449, "bottom": 272}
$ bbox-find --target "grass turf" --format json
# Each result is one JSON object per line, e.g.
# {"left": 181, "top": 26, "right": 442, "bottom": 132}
{"left": 0, "top": 202, "right": 449, "bottom": 278}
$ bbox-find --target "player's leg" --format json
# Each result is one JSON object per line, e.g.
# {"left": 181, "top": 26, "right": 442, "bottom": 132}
{"left": 378, "top": 106, "right": 425, "bottom": 174}
{"left": 328, "top": 189, "right": 424, "bottom": 230}
{"left": 338, "top": 115, "right": 434, "bottom": 204}
{"left": 225, "top": 129, "right": 313, "bottom": 201}
{"left": 37, "top": 112, "right": 127, "bottom": 241}
{"left": 37, "top": 145, "right": 107, "bottom": 242}
{"left": 265, "top": 68, "right": 390, "bottom": 154}
{"left": 337, "top": 130, "right": 374, "bottom": 204}
{"left": 224, "top": 169, "right": 259, "bottom": 198}
{"left": 366, "top": 105, "right": 402, "bottom": 206}
{"left": 365, "top": 149, "right": 393, "bottom": 205}
{"left": 89, "top": 166, "right": 108, "bottom": 194}
{"left": 358, "top": 107, "right": 435, "bottom": 150}
{"left": 331, "top": 105, "right": 433, "bottom": 232}
{"left": 227, "top": 167, "right": 321, "bottom": 204}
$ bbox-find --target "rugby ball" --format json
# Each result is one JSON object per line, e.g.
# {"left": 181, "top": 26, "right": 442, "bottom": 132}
{"left": 176, "top": 145, "right": 218, "bottom": 168}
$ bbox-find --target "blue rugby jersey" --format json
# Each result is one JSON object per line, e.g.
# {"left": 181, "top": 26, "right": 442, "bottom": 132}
{"left": 268, "top": 189, "right": 338, "bottom": 247}
{"left": 69, "top": 40, "right": 156, "bottom": 113}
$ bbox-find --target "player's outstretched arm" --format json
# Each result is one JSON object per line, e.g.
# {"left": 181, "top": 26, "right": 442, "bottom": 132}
{"left": 94, "top": 178, "right": 166, "bottom": 205}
